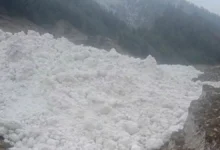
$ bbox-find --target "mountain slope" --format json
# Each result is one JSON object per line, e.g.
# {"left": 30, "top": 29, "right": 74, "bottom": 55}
{"left": 94, "top": 0, "right": 220, "bottom": 29}
{"left": 0, "top": 0, "right": 128, "bottom": 51}
{"left": 95, "top": 0, "right": 220, "bottom": 64}
{"left": 150, "top": 7, "right": 220, "bottom": 63}
{"left": 1, "top": 0, "right": 220, "bottom": 64}
{"left": 94, "top": 0, "right": 173, "bottom": 28}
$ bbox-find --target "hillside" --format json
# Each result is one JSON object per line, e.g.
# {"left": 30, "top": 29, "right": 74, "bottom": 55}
{"left": 94, "top": 0, "right": 220, "bottom": 29}
{"left": 94, "top": 0, "right": 174, "bottom": 28}
{"left": 0, "top": 4, "right": 124, "bottom": 52}
{"left": 1, "top": 0, "right": 220, "bottom": 64}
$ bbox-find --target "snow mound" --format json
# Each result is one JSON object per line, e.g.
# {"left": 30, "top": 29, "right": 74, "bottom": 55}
{"left": 0, "top": 30, "right": 203, "bottom": 150}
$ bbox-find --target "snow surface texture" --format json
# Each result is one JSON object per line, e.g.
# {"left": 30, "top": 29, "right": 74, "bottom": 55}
{"left": 0, "top": 30, "right": 205, "bottom": 150}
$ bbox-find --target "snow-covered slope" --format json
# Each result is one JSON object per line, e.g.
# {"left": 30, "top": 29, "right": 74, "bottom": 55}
{"left": 0, "top": 30, "right": 204, "bottom": 150}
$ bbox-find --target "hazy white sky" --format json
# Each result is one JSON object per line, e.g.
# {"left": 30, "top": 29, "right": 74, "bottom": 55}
{"left": 186, "top": 0, "right": 220, "bottom": 15}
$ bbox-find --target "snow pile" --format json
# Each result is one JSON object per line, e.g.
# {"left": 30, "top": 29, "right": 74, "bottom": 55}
{"left": 0, "top": 30, "right": 203, "bottom": 150}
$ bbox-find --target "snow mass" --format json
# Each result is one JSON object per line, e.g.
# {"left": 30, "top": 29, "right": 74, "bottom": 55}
{"left": 0, "top": 30, "right": 205, "bottom": 150}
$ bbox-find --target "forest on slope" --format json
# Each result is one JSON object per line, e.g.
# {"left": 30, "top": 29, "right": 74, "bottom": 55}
{"left": 1, "top": 0, "right": 220, "bottom": 64}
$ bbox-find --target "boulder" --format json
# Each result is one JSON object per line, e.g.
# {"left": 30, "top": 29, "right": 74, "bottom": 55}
{"left": 0, "top": 136, "right": 12, "bottom": 150}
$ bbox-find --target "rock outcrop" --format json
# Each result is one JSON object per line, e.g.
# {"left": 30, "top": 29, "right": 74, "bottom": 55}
{"left": 0, "top": 136, "right": 11, "bottom": 150}
{"left": 158, "top": 85, "right": 220, "bottom": 150}
{"left": 193, "top": 66, "right": 220, "bottom": 82}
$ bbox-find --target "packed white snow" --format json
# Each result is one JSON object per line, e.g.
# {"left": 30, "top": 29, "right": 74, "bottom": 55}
{"left": 0, "top": 30, "right": 205, "bottom": 150}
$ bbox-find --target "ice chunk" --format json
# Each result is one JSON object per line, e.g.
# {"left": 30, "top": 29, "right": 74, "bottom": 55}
{"left": 8, "top": 133, "right": 20, "bottom": 142}
{"left": 123, "top": 121, "right": 139, "bottom": 135}
{"left": 0, "top": 127, "right": 7, "bottom": 135}
{"left": 99, "top": 105, "right": 112, "bottom": 115}
{"left": 84, "top": 121, "right": 96, "bottom": 131}
{"left": 119, "top": 137, "right": 131, "bottom": 148}
{"left": 131, "top": 144, "right": 141, "bottom": 150}
{"left": 104, "top": 140, "right": 117, "bottom": 150}
{"left": 0, "top": 119, "right": 21, "bottom": 130}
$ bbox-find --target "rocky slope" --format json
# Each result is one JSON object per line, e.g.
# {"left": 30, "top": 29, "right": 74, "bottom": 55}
{"left": 0, "top": 136, "right": 11, "bottom": 150}
{"left": 159, "top": 67, "right": 220, "bottom": 150}
{"left": 194, "top": 66, "right": 220, "bottom": 82}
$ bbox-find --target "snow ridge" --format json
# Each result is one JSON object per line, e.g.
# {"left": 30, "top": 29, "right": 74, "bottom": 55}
{"left": 0, "top": 30, "right": 203, "bottom": 150}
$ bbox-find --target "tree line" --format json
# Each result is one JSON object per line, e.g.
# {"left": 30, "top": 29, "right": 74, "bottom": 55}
{"left": 1, "top": 0, "right": 220, "bottom": 64}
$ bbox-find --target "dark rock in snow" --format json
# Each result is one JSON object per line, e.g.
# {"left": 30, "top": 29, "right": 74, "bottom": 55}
{"left": 193, "top": 66, "right": 220, "bottom": 82}
{"left": 0, "top": 136, "right": 12, "bottom": 150}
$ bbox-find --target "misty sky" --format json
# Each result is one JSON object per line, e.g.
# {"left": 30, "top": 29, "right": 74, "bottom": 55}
{"left": 186, "top": 0, "right": 220, "bottom": 15}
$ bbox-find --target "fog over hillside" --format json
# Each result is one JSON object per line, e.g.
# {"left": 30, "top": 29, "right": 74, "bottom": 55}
{"left": 186, "top": 0, "right": 220, "bottom": 15}
{"left": 94, "top": 0, "right": 220, "bottom": 28}
{"left": 1, "top": 0, "right": 220, "bottom": 64}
